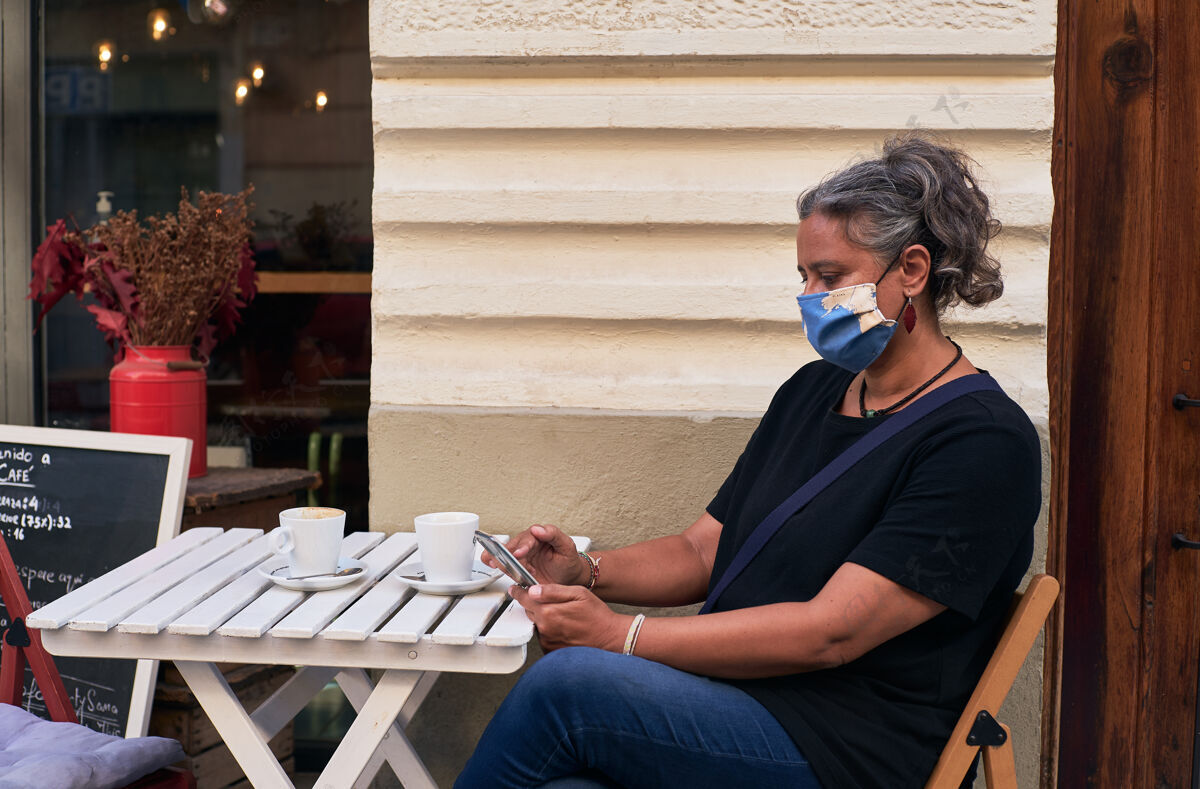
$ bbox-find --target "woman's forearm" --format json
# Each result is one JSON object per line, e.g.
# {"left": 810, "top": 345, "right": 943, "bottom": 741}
{"left": 629, "top": 603, "right": 839, "bottom": 678}
{"left": 589, "top": 532, "right": 712, "bottom": 607}
{"left": 612, "top": 563, "right": 947, "bottom": 678}
{"left": 574, "top": 512, "right": 721, "bottom": 607}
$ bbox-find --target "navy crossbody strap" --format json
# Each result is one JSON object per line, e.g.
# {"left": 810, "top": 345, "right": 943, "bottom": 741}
{"left": 698, "top": 373, "right": 1002, "bottom": 615}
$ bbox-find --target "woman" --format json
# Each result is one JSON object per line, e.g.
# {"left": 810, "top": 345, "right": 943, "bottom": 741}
{"left": 456, "top": 133, "right": 1042, "bottom": 789}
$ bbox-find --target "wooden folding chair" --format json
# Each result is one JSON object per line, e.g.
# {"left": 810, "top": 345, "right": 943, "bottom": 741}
{"left": 925, "top": 573, "right": 1060, "bottom": 789}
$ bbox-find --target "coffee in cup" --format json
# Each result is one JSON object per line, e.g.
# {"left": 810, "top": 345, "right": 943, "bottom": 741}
{"left": 297, "top": 506, "right": 343, "bottom": 519}
{"left": 270, "top": 506, "right": 346, "bottom": 578}
{"left": 414, "top": 511, "right": 478, "bottom": 583}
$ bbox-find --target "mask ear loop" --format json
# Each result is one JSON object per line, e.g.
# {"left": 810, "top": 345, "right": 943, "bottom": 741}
{"left": 874, "top": 251, "right": 904, "bottom": 287}
{"left": 871, "top": 251, "right": 908, "bottom": 328}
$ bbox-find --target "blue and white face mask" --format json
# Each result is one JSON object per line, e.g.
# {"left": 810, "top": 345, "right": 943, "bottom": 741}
{"left": 796, "top": 280, "right": 898, "bottom": 373}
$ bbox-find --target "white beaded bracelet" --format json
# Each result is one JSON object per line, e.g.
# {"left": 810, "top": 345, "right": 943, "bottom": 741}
{"left": 622, "top": 613, "right": 646, "bottom": 656}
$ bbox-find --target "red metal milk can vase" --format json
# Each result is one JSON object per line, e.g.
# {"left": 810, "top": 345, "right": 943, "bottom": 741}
{"left": 109, "top": 345, "right": 207, "bottom": 478}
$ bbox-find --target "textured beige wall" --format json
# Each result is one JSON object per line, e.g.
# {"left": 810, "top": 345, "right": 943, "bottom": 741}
{"left": 369, "top": 0, "right": 1056, "bottom": 785}
{"left": 370, "top": 408, "right": 756, "bottom": 543}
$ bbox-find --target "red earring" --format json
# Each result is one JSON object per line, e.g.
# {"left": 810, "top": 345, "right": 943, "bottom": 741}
{"left": 902, "top": 297, "right": 917, "bottom": 333}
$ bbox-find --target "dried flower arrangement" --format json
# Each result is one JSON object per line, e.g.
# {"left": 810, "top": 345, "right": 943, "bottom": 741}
{"left": 28, "top": 187, "right": 257, "bottom": 359}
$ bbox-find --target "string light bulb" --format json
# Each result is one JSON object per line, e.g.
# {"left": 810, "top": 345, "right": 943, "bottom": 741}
{"left": 186, "top": 0, "right": 232, "bottom": 23}
{"left": 148, "top": 9, "right": 172, "bottom": 41}
{"left": 315, "top": 91, "right": 328, "bottom": 112}
{"left": 95, "top": 41, "right": 115, "bottom": 71}
{"left": 250, "top": 63, "right": 265, "bottom": 87}
{"left": 234, "top": 78, "right": 251, "bottom": 106}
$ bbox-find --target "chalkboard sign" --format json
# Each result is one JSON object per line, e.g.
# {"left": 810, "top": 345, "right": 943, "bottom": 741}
{"left": 0, "top": 426, "right": 189, "bottom": 738}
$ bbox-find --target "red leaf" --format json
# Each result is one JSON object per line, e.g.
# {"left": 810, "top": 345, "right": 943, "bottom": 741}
{"left": 29, "top": 221, "right": 68, "bottom": 296}
{"left": 28, "top": 220, "right": 88, "bottom": 329}
{"left": 212, "top": 285, "right": 244, "bottom": 341}
{"left": 84, "top": 304, "right": 130, "bottom": 347}
{"left": 195, "top": 322, "right": 218, "bottom": 361}
{"left": 101, "top": 259, "right": 140, "bottom": 320}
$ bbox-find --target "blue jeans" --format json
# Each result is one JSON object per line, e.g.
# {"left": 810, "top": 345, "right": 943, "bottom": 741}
{"left": 455, "top": 647, "right": 823, "bottom": 789}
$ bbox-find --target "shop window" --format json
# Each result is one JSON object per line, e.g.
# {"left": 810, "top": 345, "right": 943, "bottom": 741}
{"left": 38, "top": 0, "right": 372, "bottom": 526}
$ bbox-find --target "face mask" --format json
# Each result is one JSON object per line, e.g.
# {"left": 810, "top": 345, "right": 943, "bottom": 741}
{"left": 795, "top": 259, "right": 900, "bottom": 372}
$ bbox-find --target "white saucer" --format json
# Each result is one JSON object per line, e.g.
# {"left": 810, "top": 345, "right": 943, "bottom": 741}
{"left": 393, "top": 560, "right": 503, "bottom": 595}
{"left": 259, "top": 557, "right": 367, "bottom": 591}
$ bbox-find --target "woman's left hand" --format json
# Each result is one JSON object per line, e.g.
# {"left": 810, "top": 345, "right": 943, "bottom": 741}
{"left": 509, "top": 584, "right": 630, "bottom": 653}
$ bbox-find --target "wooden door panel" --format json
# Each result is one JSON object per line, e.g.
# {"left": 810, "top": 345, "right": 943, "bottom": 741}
{"left": 1141, "top": 0, "right": 1200, "bottom": 783}
{"left": 1050, "top": 1, "right": 1157, "bottom": 785}
{"left": 1051, "top": 0, "right": 1200, "bottom": 786}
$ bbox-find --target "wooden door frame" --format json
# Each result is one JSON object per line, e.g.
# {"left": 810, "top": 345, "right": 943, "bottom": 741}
{"left": 1, "top": 0, "right": 38, "bottom": 426}
{"left": 1046, "top": 0, "right": 1200, "bottom": 785}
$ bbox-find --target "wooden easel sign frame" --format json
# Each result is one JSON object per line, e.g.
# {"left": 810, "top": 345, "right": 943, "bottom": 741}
{"left": 0, "top": 426, "right": 190, "bottom": 737}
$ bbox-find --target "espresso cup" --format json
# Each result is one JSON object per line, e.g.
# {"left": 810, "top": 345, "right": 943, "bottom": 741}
{"left": 269, "top": 506, "right": 346, "bottom": 578}
{"left": 414, "top": 511, "right": 478, "bottom": 583}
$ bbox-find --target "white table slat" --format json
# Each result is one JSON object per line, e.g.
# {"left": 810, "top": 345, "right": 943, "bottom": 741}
{"left": 430, "top": 587, "right": 510, "bottom": 646}
{"left": 166, "top": 555, "right": 280, "bottom": 636}
{"left": 475, "top": 573, "right": 527, "bottom": 646}
{"left": 69, "top": 529, "right": 259, "bottom": 632}
{"left": 27, "top": 527, "right": 224, "bottom": 630}
{"left": 218, "top": 532, "right": 382, "bottom": 638}
{"left": 271, "top": 533, "right": 417, "bottom": 639}
{"left": 375, "top": 594, "right": 454, "bottom": 644}
{"left": 117, "top": 530, "right": 270, "bottom": 634}
{"left": 481, "top": 598, "right": 535, "bottom": 647}
{"left": 374, "top": 534, "right": 589, "bottom": 646}
{"left": 322, "top": 576, "right": 415, "bottom": 642}
{"left": 322, "top": 536, "right": 421, "bottom": 641}
{"left": 369, "top": 536, "right": 489, "bottom": 644}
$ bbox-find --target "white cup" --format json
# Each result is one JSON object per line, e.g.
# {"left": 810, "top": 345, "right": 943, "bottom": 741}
{"left": 269, "top": 506, "right": 346, "bottom": 578}
{"left": 414, "top": 511, "right": 478, "bottom": 583}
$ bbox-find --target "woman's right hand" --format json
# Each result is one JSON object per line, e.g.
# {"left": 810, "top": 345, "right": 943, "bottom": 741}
{"left": 485, "top": 523, "right": 590, "bottom": 587}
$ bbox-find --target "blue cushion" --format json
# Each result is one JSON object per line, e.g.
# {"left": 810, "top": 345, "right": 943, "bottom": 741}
{"left": 0, "top": 703, "right": 184, "bottom": 789}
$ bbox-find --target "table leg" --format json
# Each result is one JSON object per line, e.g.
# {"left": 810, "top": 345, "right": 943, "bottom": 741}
{"left": 335, "top": 668, "right": 441, "bottom": 786}
{"left": 336, "top": 670, "right": 389, "bottom": 789}
{"left": 317, "top": 669, "right": 437, "bottom": 789}
{"left": 360, "top": 670, "right": 440, "bottom": 789}
{"left": 253, "top": 665, "right": 341, "bottom": 739}
{"left": 398, "top": 670, "right": 441, "bottom": 727}
{"left": 174, "top": 660, "right": 294, "bottom": 789}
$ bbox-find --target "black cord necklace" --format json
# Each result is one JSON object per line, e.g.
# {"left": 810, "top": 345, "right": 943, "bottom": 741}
{"left": 859, "top": 338, "right": 963, "bottom": 418}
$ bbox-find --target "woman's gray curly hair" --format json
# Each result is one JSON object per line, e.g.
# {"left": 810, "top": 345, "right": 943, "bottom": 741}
{"left": 795, "top": 132, "right": 1003, "bottom": 314}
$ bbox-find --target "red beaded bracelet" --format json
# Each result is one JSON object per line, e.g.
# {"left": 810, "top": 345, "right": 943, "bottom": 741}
{"left": 579, "top": 551, "right": 600, "bottom": 589}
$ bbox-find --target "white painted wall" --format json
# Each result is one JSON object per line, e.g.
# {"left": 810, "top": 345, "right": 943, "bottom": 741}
{"left": 369, "top": 2, "right": 1054, "bottom": 420}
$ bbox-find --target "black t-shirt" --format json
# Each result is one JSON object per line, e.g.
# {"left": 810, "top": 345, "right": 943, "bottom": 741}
{"left": 705, "top": 360, "right": 1041, "bottom": 789}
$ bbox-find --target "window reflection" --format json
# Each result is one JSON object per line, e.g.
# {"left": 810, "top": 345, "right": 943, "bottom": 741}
{"left": 41, "top": 0, "right": 372, "bottom": 521}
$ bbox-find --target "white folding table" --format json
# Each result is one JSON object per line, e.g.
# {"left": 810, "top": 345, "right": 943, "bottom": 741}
{"left": 27, "top": 526, "right": 588, "bottom": 789}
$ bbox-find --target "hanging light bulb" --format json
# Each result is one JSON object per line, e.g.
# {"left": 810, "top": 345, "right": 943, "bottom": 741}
{"left": 203, "top": 0, "right": 231, "bottom": 21}
{"left": 250, "top": 62, "right": 265, "bottom": 87}
{"left": 315, "top": 91, "right": 328, "bottom": 112}
{"left": 234, "top": 78, "right": 251, "bottom": 106}
{"left": 95, "top": 40, "right": 116, "bottom": 71}
{"left": 148, "top": 9, "right": 172, "bottom": 41}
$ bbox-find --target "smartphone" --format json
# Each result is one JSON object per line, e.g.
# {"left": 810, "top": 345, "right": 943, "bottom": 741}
{"left": 474, "top": 531, "right": 539, "bottom": 589}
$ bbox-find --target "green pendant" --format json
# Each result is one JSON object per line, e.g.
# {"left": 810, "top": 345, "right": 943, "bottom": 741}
{"left": 864, "top": 409, "right": 877, "bottom": 418}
